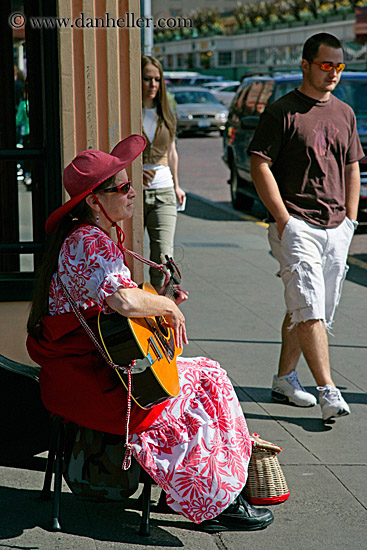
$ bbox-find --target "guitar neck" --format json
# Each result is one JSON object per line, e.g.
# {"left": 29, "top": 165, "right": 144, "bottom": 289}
{"left": 162, "top": 257, "right": 181, "bottom": 302}
{"left": 164, "top": 280, "right": 176, "bottom": 302}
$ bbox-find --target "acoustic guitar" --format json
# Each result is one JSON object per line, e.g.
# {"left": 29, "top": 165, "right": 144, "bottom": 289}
{"left": 97, "top": 258, "right": 182, "bottom": 410}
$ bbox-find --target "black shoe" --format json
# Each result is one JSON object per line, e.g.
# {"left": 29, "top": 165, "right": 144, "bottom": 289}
{"left": 199, "top": 494, "right": 274, "bottom": 533}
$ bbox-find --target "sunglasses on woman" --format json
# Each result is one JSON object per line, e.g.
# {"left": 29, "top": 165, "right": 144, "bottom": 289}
{"left": 98, "top": 181, "right": 131, "bottom": 195}
{"left": 312, "top": 62, "right": 346, "bottom": 73}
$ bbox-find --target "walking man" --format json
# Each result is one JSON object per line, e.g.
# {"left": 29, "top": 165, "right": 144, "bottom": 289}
{"left": 248, "top": 33, "right": 363, "bottom": 422}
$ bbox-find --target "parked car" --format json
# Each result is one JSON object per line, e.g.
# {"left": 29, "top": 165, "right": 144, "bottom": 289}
{"left": 210, "top": 82, "right": 241, "bottom": 108}
{"left": 170, "top": 86, "right": 228, "bottom": 136}
{"left": 164, "top": 71, "right": 199, "bottom": 86}
{"left": 164, "top": 72, "right": 224, "bottom": 87}
{"left": 185, "top": 75, "right": 225, "bottom": 86}
{"left": 223, "top": 72, "right": 367, "bottom": 221}
{"left": 203, "top": 80, "right": 240, "bottom": 90}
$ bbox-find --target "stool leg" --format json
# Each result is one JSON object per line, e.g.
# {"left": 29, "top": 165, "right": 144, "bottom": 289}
{"left": 52, "top": 422, "right": 64, "bottom": 531}
{"left": 139, "top": 476, "right": 152, "bottom": 536}
{"left": 40, "top": 415, "right": 62, "bottom": 501}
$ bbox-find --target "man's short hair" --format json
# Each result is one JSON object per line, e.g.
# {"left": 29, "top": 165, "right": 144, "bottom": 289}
{"left": 302, "top": 33, "right": 343, "bottom": 62}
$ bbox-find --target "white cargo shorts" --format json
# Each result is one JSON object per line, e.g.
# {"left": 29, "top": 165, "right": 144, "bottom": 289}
{"left": 268, "top": 215, "right": 355, "bottom": 331}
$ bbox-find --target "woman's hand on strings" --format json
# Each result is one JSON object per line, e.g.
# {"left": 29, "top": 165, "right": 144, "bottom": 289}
{"left": 163, "top": 306, "right": 188, "bottom": 349}
{"left": 159, "top": 271, "right": 189, "bottom": 306}
{"left": 173, "top": 284, "right": 188, "bottom": 306}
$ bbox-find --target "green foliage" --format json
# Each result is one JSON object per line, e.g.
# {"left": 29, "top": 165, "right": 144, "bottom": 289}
{"left": 153, "top": 0, "right": 355, "bottom": 41}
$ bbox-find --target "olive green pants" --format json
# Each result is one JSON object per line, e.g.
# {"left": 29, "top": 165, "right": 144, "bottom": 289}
{"left": 144, "top": 187, "right": 177, "bottom": 288}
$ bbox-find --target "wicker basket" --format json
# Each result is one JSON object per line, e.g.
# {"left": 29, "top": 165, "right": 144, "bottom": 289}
{"left": 243, "top": 433, "right": 290, "bottom": 505}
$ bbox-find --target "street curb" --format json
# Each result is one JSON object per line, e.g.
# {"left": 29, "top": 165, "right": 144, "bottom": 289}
{"left": 184, "top": 190, "right": 268, "bottom": 226}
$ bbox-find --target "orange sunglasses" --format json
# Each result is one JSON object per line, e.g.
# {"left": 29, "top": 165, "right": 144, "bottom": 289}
{"left": 312, "top": 62, "right": 346, "bottom": 73}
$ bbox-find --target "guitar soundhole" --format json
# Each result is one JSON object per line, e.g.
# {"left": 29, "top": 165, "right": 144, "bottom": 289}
{"left": 155, "top": 316, "right": 169, "bottom": 338}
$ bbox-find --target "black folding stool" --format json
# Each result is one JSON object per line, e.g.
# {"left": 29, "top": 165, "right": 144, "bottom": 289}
{"left": 39, "top": 414, "right": 153, "bottom": 535}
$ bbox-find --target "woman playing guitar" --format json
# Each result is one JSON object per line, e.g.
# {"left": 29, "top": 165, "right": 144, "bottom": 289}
{"left": 26, "top": 135, "right": 273, "bottom": 532}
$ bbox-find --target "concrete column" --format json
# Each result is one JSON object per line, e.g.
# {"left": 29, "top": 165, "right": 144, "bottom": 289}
{"left": 57, "top": 0, "right": 144, "bottom": 279}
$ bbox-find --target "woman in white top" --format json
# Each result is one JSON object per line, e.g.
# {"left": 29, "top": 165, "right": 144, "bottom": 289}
{"left": 141, "top": 55, "right": 186, "bottom": 289}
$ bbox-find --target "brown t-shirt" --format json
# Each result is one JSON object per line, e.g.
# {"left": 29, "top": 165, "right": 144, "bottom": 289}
{"left": 248, "top": 89, "right": 364, "bottom": 227}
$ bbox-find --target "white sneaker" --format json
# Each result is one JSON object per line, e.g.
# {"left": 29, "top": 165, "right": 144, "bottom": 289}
{"left": 272, "top": 370, "right": 317, "bottom": 407}
{"left": 317, "top": 385, "right": 350, "bottom": 422}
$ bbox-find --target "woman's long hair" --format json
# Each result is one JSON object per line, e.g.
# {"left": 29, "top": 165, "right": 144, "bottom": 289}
{"left": 141, "top": 55, "right": 176, "bottom": 140}
{"left": 27, "top": 176, "right": 114, "bottom": 338}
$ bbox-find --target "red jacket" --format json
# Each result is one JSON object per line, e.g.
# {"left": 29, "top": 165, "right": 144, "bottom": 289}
{"left": 26, "top": 309, "right": 166, "bottom": 435}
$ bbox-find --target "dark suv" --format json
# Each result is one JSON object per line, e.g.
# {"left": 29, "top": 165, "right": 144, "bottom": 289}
{"left": 222, "top": 73, "right": 367, "bottom": 221}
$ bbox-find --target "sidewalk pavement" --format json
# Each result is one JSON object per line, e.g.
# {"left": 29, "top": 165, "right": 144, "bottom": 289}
{"left": 1, "top": 194, "right": 366, "bottom": 550}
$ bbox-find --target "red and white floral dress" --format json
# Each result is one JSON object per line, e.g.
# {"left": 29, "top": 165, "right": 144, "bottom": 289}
{"left": 35, "top": 225, "right": 252, "bottom": 523}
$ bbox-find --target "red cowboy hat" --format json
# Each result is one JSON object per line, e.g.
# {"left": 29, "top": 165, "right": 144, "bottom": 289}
{"left": 45, "top": 134, "right": 146, "bottom": 234}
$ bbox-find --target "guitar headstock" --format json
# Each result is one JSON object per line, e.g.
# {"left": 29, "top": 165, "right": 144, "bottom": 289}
{"left": 163, "top": 255, "right": 181, "bottom": 286}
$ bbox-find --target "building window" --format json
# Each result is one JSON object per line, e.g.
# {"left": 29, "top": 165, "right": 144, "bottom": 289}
{"left": 193, "top": 52, "right": 200, "bottom": 68}
{"left": 235, "top": 50, "right": 243, "bottom": 66}
{"left": 260, "top": 48, "right": 268, "bottom": 65}
{"left": 290, "top": 45, "right": 303, "bottom": 64}
{"left": 247, "top": 49, "right": 258, "bottom": 65}
{"left": 200, "top": 51, "right": 212, "bottom": 69}
{"left": 218, "top": 51, "right": 232, "bottom": 66}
